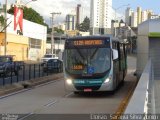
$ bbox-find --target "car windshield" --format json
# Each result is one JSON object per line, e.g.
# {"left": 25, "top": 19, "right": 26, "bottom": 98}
{"left": 48, "top": 59, "right": 58, "bottom": 63}
{"left": 0, "top": 57, "right": 11, "bottom": 62}
{"left": 44, "top": 55, "right": 55, "bottom": 58}
{"left": 65, "top": 48, "right": 111, "bottom": 75}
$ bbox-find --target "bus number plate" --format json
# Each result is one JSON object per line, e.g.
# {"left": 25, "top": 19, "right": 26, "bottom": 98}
{"left": 84, "top": 88, "right": 92, "bottom": 92}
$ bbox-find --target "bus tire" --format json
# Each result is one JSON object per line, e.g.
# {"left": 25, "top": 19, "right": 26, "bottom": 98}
{"left": 74, "top": 91, "right": 80, "bottom": 94}
{"left": 121, "top": 71, "right": 125, "bottom": 85}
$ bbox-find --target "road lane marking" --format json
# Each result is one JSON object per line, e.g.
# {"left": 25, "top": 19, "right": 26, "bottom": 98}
{"left": 0, "top": 88, "right": 32, "bottom": 100}
{"left": 18, "top": 113, "right": 34, "bottom": 120}
{"left": 0, "top": 78, "right": 63, "bottom": 100}
{"left": 64, "top": 92, "right": 74, "bottom": 98}
{"left": 34, "top": 78, "right": 63, "bottom": 88}
{"left": 44, "top": 99, "right": 58, "bottom": 107}
{"left": 17, "top": 92, "right": 73, "bottom": 119}
{"left": 111, "top": 75, "right": 138, "bottom": 120}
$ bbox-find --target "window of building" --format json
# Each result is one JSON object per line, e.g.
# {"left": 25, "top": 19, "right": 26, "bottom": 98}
{"left": 29, "top": 38, "right": 41, "bottom": 49}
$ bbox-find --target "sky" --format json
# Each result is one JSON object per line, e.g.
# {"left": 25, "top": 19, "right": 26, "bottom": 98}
{"left": 1, "top": 0, "right": 160, "bottom": 25}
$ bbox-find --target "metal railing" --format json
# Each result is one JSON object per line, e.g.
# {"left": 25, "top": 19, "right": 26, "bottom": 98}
{"left": 124, "top": 59, "right": 155, "bottom": 114}
{"left": 0, "top": 62, "right": 63, "bottom": 86}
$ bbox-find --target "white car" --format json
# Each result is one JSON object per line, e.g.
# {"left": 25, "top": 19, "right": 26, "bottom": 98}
{"left": 41, "top": 54, "right": 58, "bottom": 63}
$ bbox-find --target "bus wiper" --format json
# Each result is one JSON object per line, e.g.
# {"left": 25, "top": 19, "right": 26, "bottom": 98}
{"left": 74, "top": 46, "right": 85, "bottom": 60}
{"left": 90, "top": 48, "right": 98, "bottom": 59}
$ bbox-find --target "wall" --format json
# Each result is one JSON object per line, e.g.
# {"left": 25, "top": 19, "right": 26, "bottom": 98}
{"left": 137, "top": 19, "right": 160, "bottom": 77}
{"left": 0, "top": 14, "right": 47, "bottom": 61}
{"left": 0, "top": 32, "right": 29, "bottom": 61}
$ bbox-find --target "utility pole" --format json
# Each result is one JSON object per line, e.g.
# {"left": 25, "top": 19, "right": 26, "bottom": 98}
{"left": 50, "top": 12, "right": 61, "bottom": 55}
{"left": 113, "top": 4, "right": 130, "bottom": 37}
{"left": 4, "top": 0, "right": 8, "bottom": 55}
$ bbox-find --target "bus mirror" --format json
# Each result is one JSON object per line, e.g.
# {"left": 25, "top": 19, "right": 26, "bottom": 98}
{"left": 112, "top": 49, "right": 118, "bottom": 60}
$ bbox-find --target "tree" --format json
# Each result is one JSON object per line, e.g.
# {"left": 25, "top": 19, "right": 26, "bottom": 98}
{"left": 54, "top": 27, "right": 64, "bottom": 34}
{"left": 47, "top": 27, "right": 64, "bottom": 34}
{"left": 8, "top": 6, "right": 47, "bottom": 26}
{"left": 77, "top": 16, "right": 90, "bottom": 32}
{"left": 0, "top": 16, "right": 5, "bottom": 26}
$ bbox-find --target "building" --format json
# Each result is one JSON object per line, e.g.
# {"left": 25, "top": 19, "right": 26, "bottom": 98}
{"left": 65, "top": 14, "right": 76, "bottom": 31}
{"left": 65, "top": 30, "right": 79, "bottom": 37}
{"left": 131, "top": 12, "right": 138, "bottom": 27}
{"left": 90, "top": 0, "right": 112, "bottom": 35}
{"left": 54, "top": 23, "right": 66, "bottom": 31}
{"left": 141, "top": 10, "right": 148, "bottom": 22}
{"left": 79, "top": 31, "right": 90, "bottom": 36}
{"left": 76, "top": 4, "right": 84, "bottom": 25}
{"left": 0, "top": 14, "right": 47, "bottom": 61}
{"left": 125, "top": 7, "right": 133, "bottom": 26}
{"left": 137, "top": 7, "right": 142, "bottom": 25}
{"left": 150, "top": 15, "right": 160, "bottom": 19}
{"left": 147, "top": 10, "right": 154, "bottom": 19}
{"left": 46, "top": 33, "right": 67, "bottom": 60}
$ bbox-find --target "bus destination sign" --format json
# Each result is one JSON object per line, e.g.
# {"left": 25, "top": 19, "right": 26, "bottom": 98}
{"left": 73, "top": 40, "right": 103, "bottom": 46}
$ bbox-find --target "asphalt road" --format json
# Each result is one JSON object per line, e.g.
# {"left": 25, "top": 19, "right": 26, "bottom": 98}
{"left": 0, "top": 55, "right": 137, "bottom": 120}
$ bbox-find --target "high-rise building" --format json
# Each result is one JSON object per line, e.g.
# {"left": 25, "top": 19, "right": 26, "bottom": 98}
{"left": 65, "top": 14, "right": 76, "bottom": 30}
{"left": 137, "top": 7, "right": 142, "bottom": 25}
{"left": 141, "top": 10, "right": 148, "bottom": 22}
{"left": 146, "top": 10, "right": 154, "bottom": 19}
{"left": 150, "top": 15, "right": 160, "bottom": 19}
{"left": 125, "top": 7, "right": 133, "bottom": 26}
{"left": 76, "top": 4, "right": 84, "bottom": 25}
{"left": 90, "top": 0, "right": 112, "bottom": 35}
{"left": 131, "top": 12, "right": 137, "bottom": 27}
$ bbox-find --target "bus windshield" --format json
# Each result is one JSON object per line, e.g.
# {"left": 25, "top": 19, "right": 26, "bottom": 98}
{"left": 65, "top": 48, "right": 111, "bottom": 75}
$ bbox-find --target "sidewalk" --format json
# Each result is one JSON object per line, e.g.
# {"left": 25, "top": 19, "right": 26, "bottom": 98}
{"left": 0, "top": 73, "right": 64, "bottom": 96}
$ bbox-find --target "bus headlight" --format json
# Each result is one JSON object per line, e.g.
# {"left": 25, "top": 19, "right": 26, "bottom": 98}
{"left": 104, "top": 76, "right": 112, "bottom": 83}
{"left": 66, "top": 79, "right": 72, "bottom": 85}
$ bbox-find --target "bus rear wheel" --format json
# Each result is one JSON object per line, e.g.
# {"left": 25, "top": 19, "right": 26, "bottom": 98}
{"left": 74, "top": 91, "right": 80, "bottom": 94}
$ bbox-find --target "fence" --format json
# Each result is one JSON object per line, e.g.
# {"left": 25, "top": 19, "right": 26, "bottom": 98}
{"left": 0, "top": 62, "right": 63, "bottom": 86}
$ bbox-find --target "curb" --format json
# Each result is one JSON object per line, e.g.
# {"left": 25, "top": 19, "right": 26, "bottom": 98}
{"left": 0, "top": 84, "right": 24, "bottom": 96}
{"left": 0, "top": 73, "right": 64, "bottom": 96}
{"left": 21, "top": 73, "right": 64, "bottom": 87}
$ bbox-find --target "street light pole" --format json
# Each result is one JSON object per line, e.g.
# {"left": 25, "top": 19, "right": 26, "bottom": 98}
{"left": 50, "top": 12, "right": 61, "bottom": 55}
{"left": 112, "top": 4, "right": 130, "bottom": 37}
{"left": 15, "top": 0, "right": 37, "bottom": 7}
{"left": 24, "top": 0, "right": 37, "bottom": 6}
{"left": 4, "top": 0, "right": 7, "bottom": 55}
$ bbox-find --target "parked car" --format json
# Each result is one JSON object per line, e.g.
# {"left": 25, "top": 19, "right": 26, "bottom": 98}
{"left": 0, "top": 55, "right": 21, "bottom": 76}
{"left": 43, "top": 59, "right": 63, "bottom": 73}
{"left": 41, "top": 54, "right": 58, "bottom": 63}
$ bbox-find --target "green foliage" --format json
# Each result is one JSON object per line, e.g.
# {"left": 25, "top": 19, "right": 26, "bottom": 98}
{"left": 54, "top": 27, "right": 64, "bottom": 34}
{"left": 47, "top": 28, "right": 52, "bottom": 34}
{"left": 47, "top": 27, "right": 64, "bottom": 34}
{"left": 0, "top": 16, "right": 5, "bottom": 25}
{"left": 7, "top": 6, "right": 46, "bottom": 26}
{"left": 76, "top": 16, "right": 90, "bottom": 32}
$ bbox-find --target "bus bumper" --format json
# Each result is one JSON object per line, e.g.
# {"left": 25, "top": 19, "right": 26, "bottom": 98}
{"left": 65, "top": 81, "right": 114, "bottom": 92}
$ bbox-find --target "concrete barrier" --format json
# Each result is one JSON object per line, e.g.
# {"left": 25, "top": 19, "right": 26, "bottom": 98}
{"left": 124, "top": 60, "right": 152, "bottom": 114}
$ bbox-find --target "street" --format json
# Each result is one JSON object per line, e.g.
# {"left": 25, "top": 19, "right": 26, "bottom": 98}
{"left": 0, "top": 55, "right": 136, "bottom": 120}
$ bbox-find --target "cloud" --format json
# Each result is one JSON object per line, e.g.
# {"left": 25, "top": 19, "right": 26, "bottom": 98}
{"left": 29, "top": 0, "right": 90, "bottom": 25}
{"left": 3, "top": 0, "right": 90, "bottom": 25}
